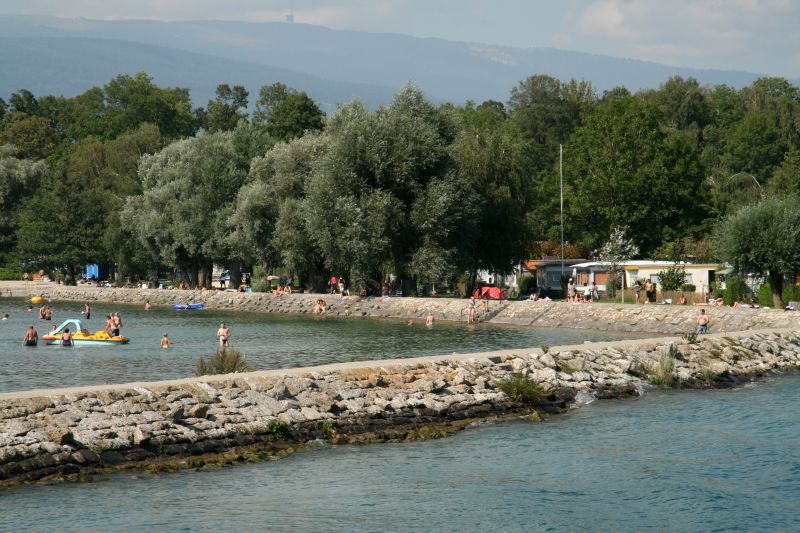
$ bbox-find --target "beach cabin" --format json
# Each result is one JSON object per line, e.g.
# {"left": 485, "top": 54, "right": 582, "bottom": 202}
{"left": 519, "top": 258, "right": 587, "bottom": 296}
{"left": 623, "top": 261, "right": 724, "bottom": 294}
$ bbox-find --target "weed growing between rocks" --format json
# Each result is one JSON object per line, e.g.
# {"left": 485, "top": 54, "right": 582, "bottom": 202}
{"left": 682, "top": 330, "right": 699, "bottom": 344}
{"left": 266, "top": 420, "right": 289, "bottom": 441}
{"left": 196, "top": 349, "right": 250, "bottom": 376}
{"left": 648, "top": 345, "right": 681, "bottom": 389}
{"left": 496, "top": 373, "right": 545, "bottom": 406}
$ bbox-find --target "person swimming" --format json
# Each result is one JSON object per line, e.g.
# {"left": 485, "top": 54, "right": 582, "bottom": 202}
{"left": 161, "top": 332, "right": 170, "bottom": 349}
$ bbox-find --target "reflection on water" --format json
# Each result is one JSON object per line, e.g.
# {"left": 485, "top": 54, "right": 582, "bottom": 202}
{"left": 0, "top": 298, "right": 641, "bottom": 392}
{"left": 5, "top": 375, "right": 800, "bottom": 532}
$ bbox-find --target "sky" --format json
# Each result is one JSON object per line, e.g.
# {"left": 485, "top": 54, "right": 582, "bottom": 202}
{"left": 1, "top": 0, "right": 798, "bottom": 77}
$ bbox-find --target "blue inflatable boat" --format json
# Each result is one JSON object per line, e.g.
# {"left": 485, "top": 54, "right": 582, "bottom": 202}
{"left": 173, "top": 303, "right": 205, "bottom": 311}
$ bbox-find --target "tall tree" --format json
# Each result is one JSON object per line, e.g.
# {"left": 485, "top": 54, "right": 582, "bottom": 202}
{"left": 253, "top": 83, "right": 324, "bottom": 141}
{"left": 205, "top": 84, "right": 249, "bottom": 132}
{"left": 716, "top": 196, "right": 800, "bottom": 307}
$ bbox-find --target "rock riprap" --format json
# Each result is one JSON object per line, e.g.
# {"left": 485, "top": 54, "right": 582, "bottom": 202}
{"left": 1, "top": 329, "right": 798, "bottom": 485}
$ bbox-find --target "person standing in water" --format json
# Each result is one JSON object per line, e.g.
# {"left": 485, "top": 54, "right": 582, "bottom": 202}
{"left": 111, "top": 312, "right": 122, "bottom": 336}
{"left": 83, "top": 303, "right": 91, "bottom": 319}
{"left": 161, "top": 333, "right": 170, "bottom": 349}
{"left": 22, "top": 325, "right": 38, "bottom": 347}
{"left": 145, "top": 300, "right": 152, "bottom": 311}
{"left": 60, "top": 328, "right": 74, "bottom": 347}
{"left": 216, "top": 322, "right": 230, "bottom": 349}
{"left": 426, "top": 311, "right": 434, "bottom": 327}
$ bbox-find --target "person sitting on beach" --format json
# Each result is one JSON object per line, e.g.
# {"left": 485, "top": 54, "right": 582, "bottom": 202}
{"left": 678, "top": 294, "right": 687, "bottom": 305}
{"left": 22, "top": 325, "right": 38, "bottom": 347}
{"left": 284, "top": 284, "right": 292, "bottom": 295}
{"left": 161, "top": 333, "right": 170, "bottom": 349}
{"left": 312, "top": 299, "right": 326, "bottom": 314}
{"left": 713, "top": 297, "right": 724, "bottom": 307}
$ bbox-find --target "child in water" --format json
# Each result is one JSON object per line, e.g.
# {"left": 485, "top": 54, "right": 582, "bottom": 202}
{"left": 161, "top": 333, "right": 170, "bottom": 349}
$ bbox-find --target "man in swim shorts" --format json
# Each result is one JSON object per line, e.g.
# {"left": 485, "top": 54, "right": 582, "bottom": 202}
{"left": 23, "top": 325, "right": 38, "bottom": 347}
{"left": 216, "top": 322, "right": 230, "bottom": 348}
{"left": 697, "top": 309, "right": 709, "bottom": 334}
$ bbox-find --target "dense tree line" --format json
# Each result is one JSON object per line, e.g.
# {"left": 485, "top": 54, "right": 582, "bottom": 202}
{"left": 1, "top": 72, "right": 798, "bottom": 294}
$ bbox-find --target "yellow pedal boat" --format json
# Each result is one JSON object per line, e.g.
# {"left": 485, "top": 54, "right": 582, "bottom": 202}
{"left": 42, "top": 319, "right": 130, "bottom": 346}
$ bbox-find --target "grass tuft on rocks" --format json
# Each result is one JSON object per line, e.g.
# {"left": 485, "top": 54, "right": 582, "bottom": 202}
{"left": 196, "top": 349, "right": 250, "bottom": 376}
{"left": 496, "top": 373, "right": 545, "bottom": 406}
{"left": 647, "top": 346, "right": 681, "bottom": 389}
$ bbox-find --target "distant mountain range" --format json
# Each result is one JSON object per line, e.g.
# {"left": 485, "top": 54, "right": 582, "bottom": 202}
{"left": 1, "top": 15, "right": 797, "bottom": 109}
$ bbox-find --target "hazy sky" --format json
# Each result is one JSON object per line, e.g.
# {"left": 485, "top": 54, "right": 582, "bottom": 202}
{"left": 2, "top": 0, "right": 798, "bottom": 77}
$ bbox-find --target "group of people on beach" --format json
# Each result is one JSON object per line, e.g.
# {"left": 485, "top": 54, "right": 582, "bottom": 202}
{"left": 566, "top": 279, "right": 600, "bottom": 303}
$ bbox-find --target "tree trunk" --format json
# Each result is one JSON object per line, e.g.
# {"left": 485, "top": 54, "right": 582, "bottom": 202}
{"left": 465, "top": 269, "right": 478, "bottom": 298}
{"left": 229, "top": 260, "right": 242, "bottom": 290}
{"left": 769, "top": 269, "right": 784, "bottom": 308}
{"left": 190, "top": 260, "right": 199, "bottom": 288}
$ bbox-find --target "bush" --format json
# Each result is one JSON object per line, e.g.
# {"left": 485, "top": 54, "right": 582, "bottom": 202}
{"left": 759, "top": 283, "right": 773, "bottom": 307}
{"left": 195, "top": 349, "right": 250, "bottom": 376}
{"left": 783, "top": 283, "right": 800, "bottom": 305}
{"left": 723, "top": 275, "right": 747, "bottom": 306}
{"left": 647, "top": 346, "right": 680, "bottom": 389}
{"left": 518, "top": 276, "right": 536, "bottom": 295}
{"left": 681, "top": 283, "right": 696, "bottom": 293}
{"left": 0, "top": 267, "right": 22, "bottom": 280}
{"left": 657, "top": 265, "right": 687, "bottom": 292}
{"left": 496, "top": 373, "right": 545, "bottom": 406}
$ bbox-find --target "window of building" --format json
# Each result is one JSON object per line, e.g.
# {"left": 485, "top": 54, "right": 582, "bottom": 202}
{"left": 594, "top": 272, "right": 608, "bottom": 285}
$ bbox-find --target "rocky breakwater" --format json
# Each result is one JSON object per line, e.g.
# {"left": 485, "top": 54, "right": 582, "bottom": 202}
{"left": 493, "top": 301, "right": 800, "bottom": 334}
{"left": 7, "top": 282, "right": 800, "bottom": 334}
{"left": 2, "top": 329, "right": 799, "bottom": 486}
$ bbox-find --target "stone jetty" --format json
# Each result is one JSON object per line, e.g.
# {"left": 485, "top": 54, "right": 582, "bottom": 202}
{"left": 2, "top": 282, "right": 800, "bottom": 485}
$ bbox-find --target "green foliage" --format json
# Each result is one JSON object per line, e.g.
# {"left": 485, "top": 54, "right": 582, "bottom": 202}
{"left": 647, "top": 346, "right": 680, "bottom": 389}
{"left": 265, "top": 420, "right": 289, "bottom": 441}
{"left": 656, "top": 265, "right": 687, "bottom": 292}
{"left": 195, "top": 349, "right": 250, "bottom": 376}
{"left": 783, "top": 283, "right": 800, "bottom": 305}
{"left": 496, "top": 373, "right": 545, "bottom": 406}
{"left": 682, "top": 330, "right": 698, "bottom": 344}
{"left": 716, "top": 196, "right": 800, "bottom": 307}
{"left": 759, "top": 283, "right": 774, "bottom": 307}
{"left": 0, "top": 266, "right": 22, "bottom": 280}
{"left": 518, "top": 276, "right": 536, "bottom": 295}
{"left": 681, "top": 283, "right": 696, "bottom": 293}
{"left": 723, "top": 275, "right": 747, "bottom": 306}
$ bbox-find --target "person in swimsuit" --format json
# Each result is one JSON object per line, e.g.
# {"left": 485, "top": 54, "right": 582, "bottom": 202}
{"left": 104, "top": 314, "right": 115, "bottom": 336}
{"left": 22, "top": 325, "right": 38, "bottom": 347}
{"left": 83, "top": 303, "right": 91, "bottom": 319}
{"left": 697, "top": 309, "right": 710, "bottom": 334}
{"left": 145, "top": 300, "right": 152, "bottom": 311}
{"left": 111, "top": 312, "right": 122, "bottom": 337}
{"left": 426, "top": 311, "right": 434, "bottom": 327}
{"left": 161, "top": 333, "right": 170, "bottom": 349}
{"left": 61, "top": 328, "right": 74, "bottom": 347}
{"left": 216, "top": 322, "right": 230, "bottom": 348}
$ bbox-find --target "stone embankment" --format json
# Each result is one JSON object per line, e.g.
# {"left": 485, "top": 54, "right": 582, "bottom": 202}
{"left": 3, "top": 282, "right": 800, "bottom": 334}
{"left": 2, "top": 329, "right": 799, "bottom": 485}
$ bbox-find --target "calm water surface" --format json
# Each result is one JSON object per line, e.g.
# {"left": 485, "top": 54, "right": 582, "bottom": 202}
{"left": 4, "top": 375, "right": 800, "bottom": 532}
{"left": 0, "top": 298, "right": 641, "bottom": 392}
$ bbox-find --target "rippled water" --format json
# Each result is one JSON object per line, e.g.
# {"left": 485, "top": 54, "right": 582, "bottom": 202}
{"left": 5, "top": 375, "right": 800, "bottom": 532}
{"left": 0, "top": 298, "right": 641, "bottom": 392}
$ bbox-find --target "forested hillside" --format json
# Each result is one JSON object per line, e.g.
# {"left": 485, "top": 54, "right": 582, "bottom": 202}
{"left": 1, "top": 72, "right": 798, "bottom": 296}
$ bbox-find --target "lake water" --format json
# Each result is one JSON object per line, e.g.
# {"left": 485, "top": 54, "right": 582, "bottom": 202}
{"left": 4, "top": 374, "right": 799, "bottom": 532}
{"left": 0, "top": 298, "right": 642, "bottom": 392}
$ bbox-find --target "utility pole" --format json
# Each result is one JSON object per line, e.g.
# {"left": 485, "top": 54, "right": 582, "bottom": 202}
{"left": 560, "top": 144, "right": 564, "bottom": 279}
